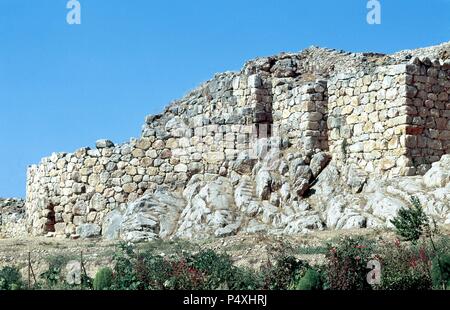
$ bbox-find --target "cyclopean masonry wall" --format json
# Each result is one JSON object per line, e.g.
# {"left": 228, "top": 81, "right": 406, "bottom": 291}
{"left": 328, "top": 60, "right": 450, "bottom": 177}
{"left": 25, "top": 43, "right": 450, "bottom": 239}
{"left": 405, "top": 59, "right": 450, "bottom": 172}
{"left": 272, "top": 79, "right": 328, "bottom": 152}
{"left": 327, "top": 64, "right": 415, "bottom": 177}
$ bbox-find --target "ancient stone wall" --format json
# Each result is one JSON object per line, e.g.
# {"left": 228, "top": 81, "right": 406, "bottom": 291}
{"left": 24, "top": 44, "right": 450, "bottom": 239}
{"left": 327, "top": 60, "right": 450, "bottom": 177}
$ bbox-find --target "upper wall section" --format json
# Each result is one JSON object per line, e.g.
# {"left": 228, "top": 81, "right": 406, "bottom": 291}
{"left": 327, "top": 59, "right": 450, "bottom": 176}
{"left": 327, "top": 64, "right": 412, "bottom": 176}
{"left": 404, "top": 59, "right": 450, "bottom": 172}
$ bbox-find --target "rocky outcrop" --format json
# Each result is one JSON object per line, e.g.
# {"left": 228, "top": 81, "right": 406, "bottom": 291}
{"left": 0, "top": 198, "right": 26, "bottom": 238}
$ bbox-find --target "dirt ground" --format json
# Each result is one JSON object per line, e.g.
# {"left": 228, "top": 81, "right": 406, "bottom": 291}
{"left": 1, "top": 226, "right": 448, "bottom": 281}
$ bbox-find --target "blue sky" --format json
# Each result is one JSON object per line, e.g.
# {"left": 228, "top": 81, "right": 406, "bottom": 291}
{"left": 1, "top": 0, "right": 449, "bottom": 197}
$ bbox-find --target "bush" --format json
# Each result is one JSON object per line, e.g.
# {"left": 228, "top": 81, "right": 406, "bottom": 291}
{"left": 291, "top": 268, "right": 323, "bottom": 290}
{"left": 262, "top": 255, "right": 308, "bottom": 290}
{"left": 227, "top": 267, "right": 262, "bottom": 290}
{"left": 390, "top": 196, "right": 429, "bottom": 243}
{"left": 136, "top": 251, "right": 173, "bottom": 290}
{"left": 189, "top": 250, "right": 263, "bottom": 290}
{"left": 0, "top": 266, "right": 23, "bottom": 290}
{"left": 431, "top": 254, "right": 450, "bottom": 290}
{"left": 94, "top": 267, "right": 114, "bottom": 290}
{"left": 326, "top": 236, "right": 374, "bottom": 290}
{"left": 110, "top": 243, "right": 142, "bottom": 290}
{"left": 135, "top": 249, "right": 262, "bottom": 290}
{"left": 40, "top": 258, "right": 65, "bottom": 288}
{"left": 189, "top": 250, "right": 235, "bottom": 289}
{"left": 376, "top": 240, "right": 432, "bottom": 290}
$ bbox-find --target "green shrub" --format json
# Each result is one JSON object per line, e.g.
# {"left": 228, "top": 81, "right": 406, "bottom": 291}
{"left": 291, "top": 268, "right": 323, "bottom": 290}
{"left": 93, "top": 267, "right": 114, "bottom": 290}
{"left": 390, "top": 196, "right": 429, "bottom": 243}
{"left": 227, "top": 267, "right": 263, "bottom": 290}
{"left": 326, "top": 236, "right": 375, "bottom": 290}
{"left": 189, "top": 250, "right": 235, "bottom": 290}
{"left": 0, "top": 266, "right": 23, "bottom": 290}
{"left": 111, "top": 243, "right": 141, "bottom": 290}
{"left": 165, "top": 259, "right": 204, "bottom": 290}
{"left": 136, "top": 251, "right": 173, "bottom": 290}
{"left": 190, "top": 249, "right": 263, "bottom": 290}
{"left": 262, "top": 255, "right": 308, "bottom": 290}
{"left": 136, "top": 250, "right": 204, "bottom": 290}
{"left": 431, "top": 254, "right": 450, "bottom": 290}
{"left": 40, "top": 254, "right": 77, "bottom": 289}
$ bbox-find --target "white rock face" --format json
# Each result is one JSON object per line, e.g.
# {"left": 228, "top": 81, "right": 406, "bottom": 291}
{"left": 368, "top": 194, "right": 405, "bottom": 224}
{"left": 423, "top": 155, "right": 450, "bottom": 188}
{"left": 76, "top": 224, "right": 101, "bottom": 239}
{"left": 175, "top": 176, "right": 238, "bottom": 239}
{"left": 119, "top": 190, "right": 185, "bottom": 242}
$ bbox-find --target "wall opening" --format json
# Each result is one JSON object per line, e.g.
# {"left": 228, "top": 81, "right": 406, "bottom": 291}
{"left": 45, "top": 203, "right": 56, "bottom": 233}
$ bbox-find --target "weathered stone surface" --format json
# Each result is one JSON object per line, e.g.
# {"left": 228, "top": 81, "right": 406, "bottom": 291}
{"left": 96, "top": 139, "right": 114, "bottom": 149}
{"left": 310, "top": 152, "right": 331, "bottom": 178}
{"left": 65, "top": 261, "right": 81, "bottom": 285}
{"left": 423, "top": 155, "right": 450, "bottom": 188}
{"left": 76, "top": 224, "right": 101, "bottom": 239}
{"left": 232, "top": 151, "right": 257, "bottom": 174}
{"left": 101, "top": 210, "right": 123, "bottom": 240}
{"left": 255, "top": 170, "right": 272, "bottom": 200}
{"left": 120, "top": 190, "right": 185, "bottom": 242}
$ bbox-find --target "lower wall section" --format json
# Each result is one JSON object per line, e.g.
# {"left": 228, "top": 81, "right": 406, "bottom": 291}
{"left": 25, "top": 122, "right": 274, "bottom": 237}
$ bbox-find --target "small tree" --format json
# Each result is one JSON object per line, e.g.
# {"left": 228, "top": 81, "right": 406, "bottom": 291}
{"left": 390, "top": 196, "right": 429, "bottom": 243}
{"left": 93, "top": 267, "right": 113, "bottom": 290}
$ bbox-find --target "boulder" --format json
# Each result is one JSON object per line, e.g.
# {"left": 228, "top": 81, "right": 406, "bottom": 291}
{"left": 102, "top": 210, "right": 123, "bottom": 240}
{"left": 76, "top": 224, "right": 101, "bottom": 239}
{"left": 96, "top": 139, "right": 114, "bottom": 149}
{"left": 176, "top": 176, "right": 237, "bottom": 239}
{"left": 294, "top": 178, "right": 310, "bottom": 197}
{"left": 342, "top": 215, "right": 367, "bottom": 229}
{"left": 310, "top": 152, "right": 331, "bottom": 178}
{"left": 65, "top": 261, "right": 81, "bottom": 285}
{"left": 120, "top": 190, "right": 185, "bottom": 242}
{"left": 423, "top": 155, "right": 450, "bottom": 188}
{"left": 255, "top": 170, "right": 272, "bottom": 200}
{"left": 368, "top": 193, "right": 406, "bottom": 224}
{"left": 345, "top": 165, "right": 368, "bottom": 193}
{"left": 283, "top": 212, "right": 324, "bottom": 234}
{"left": 232, "top": 151, "right": 257, "bottom": 174}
